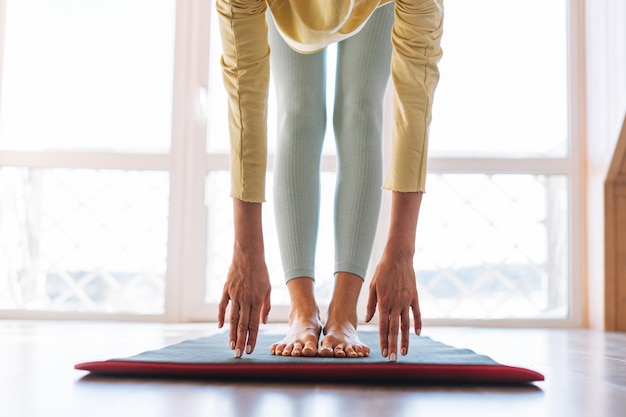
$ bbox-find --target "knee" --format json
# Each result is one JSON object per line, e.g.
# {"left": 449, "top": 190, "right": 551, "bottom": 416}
{"left": 334, "top": 94, "right": 383, "bottom": 132}
{"left": 277, "top": 93, "right": 326, "bottom": 132}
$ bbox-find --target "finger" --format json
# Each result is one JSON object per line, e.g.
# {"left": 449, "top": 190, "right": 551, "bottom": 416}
{"left": 400, "top": 308, "right": 410, "bottom": 356}
{"left": 217, "top": 290, "right": 230, "bottom": 328}
{"left": 365, "top": 286, "right": 378, "bottom": 322}
{"left": 245, "top": 304, "right": 262, "bottom": 354}
{"left": 235, "top": 306, "right": 251, "bottom": 358}
{"left": 388, "top": 311, "right": 400, "bottom": 362}
{"left": 412, "top": 296, "right": 422, "bottom": 336}
{"left": 378, "top": 308, "right": 389, "bottom": 358}
{"left": 228, "top": 301, "right": 239, "bottom": 351}
{"left": 261, "top": 289, "right": 271, "bottom": 324}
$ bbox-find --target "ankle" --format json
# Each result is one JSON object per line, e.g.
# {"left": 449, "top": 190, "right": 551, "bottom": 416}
{"left": 287, "top": 277, "right": 320, "bottom": 322}
{"left": 326, "top": 303, "right": 358, "bottom": 329}
{"left": 326, "top": 272, "right": 362, "bottom": 324}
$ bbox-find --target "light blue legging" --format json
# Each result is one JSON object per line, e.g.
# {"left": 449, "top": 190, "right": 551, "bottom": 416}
{"left": 268, "top": 3, "right": 394, "bottom": 282}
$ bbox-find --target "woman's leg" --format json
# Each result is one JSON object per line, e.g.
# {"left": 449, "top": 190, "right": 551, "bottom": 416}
{"left": 320, "top": 3, "right": 394, "bottom": 358}
{"left": 268, "top": 14, "right": 327, "bottom": 357}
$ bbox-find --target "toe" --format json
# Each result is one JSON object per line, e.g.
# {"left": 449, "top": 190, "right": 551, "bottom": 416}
{"left": 345, "top": 346, "right": 358, "bottom": 358}
{"left": 363, "top": 345, "right": 371, "bottom": 357}
{"left": 302, "top": 341, "right": 317, "bottom": 357}
{"left": 319, "top": 344, "right": 334, "bottom": 357}
{"left": 274, "top": 343, "right": 286, "bottom": 356}
{"left": 291, "top": 342, "right": 303, "bottom": 357}
{"left": 282, "top": 344, "right": 293, "bottom": 356}
{"left": 353, "top": 345, "right": 364, "bottom": 357}
{"left": 334, "top": 345, "right": 346, "bottom": 358}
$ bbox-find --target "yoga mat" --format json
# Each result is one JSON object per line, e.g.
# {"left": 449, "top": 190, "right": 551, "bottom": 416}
{"left": 75, "top": 331, "right": 544, "bottom": 384}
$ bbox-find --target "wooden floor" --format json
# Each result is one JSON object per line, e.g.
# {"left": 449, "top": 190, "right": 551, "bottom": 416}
{"left": 2, "top": 320, "right": 625, "bottom": 417}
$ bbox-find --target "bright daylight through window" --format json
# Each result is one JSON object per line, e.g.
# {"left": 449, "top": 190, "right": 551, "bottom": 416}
{"left": 0, "top": 0, "right": 575, "bottom": 323}
{"left": 204, "top": 0, "right": 573, "bottom": 321}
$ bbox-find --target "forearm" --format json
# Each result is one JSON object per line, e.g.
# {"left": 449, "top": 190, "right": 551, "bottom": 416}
{"left": 382, "top": 191, "right": 423, "bottom": 258}
{"left": 232, "top": 198, "right": 265, "bottom": 259}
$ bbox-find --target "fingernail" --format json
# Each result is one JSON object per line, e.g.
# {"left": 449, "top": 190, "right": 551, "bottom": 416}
{"left": 246, "top": 344, "right": 252, "bottom": 354}
{"left": 230, "top": 341, "right": 235, "bottom": 350}
{"left": 234, "top": 348, "right": 242, "bottom": 358}
{"left": 401, "top": 347, "right": 407, "bottom": 355}
{"left": 382, "top": 348, "right": 388, "bottom": 357}
{"left": 389, "top": 352, "right": 397, "bottom": 362}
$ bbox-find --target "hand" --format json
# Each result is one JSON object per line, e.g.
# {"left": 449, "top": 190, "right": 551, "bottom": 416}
{"left": 365, "top": 252, "right": 421, "bottom": 362}
{"left": 218, "top": 252, "right": 271, "bottom": 358}
{"left": 365, "top": 191, "right": 423, "bottom": 361}
{"left": 217, "top": 198, "right": 271, "bottom": 358}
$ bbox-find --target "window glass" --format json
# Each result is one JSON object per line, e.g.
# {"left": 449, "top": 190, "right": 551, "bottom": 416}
{"left": 417, "top": 174, "right": 569, "bottom": 319}
{"left": 0, "top": 168, "right": 169, "bottom": 313}
{"left": 429, "top": 0, "right": 568, "bottom": 157}
{"left": 0, "top": 0, "right": 175, "bottom": 152}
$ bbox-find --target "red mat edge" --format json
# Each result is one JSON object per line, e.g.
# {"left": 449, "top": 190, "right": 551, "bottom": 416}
{"left": 75, "top": 360, "right": 544, "bottom": 383}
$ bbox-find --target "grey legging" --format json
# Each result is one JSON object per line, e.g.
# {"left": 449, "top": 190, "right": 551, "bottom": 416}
{"left": 268, "top": 3, "right": 394, "bottom": 282}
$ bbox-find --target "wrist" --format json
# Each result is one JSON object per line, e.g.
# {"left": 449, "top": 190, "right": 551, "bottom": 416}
{"left": 384, "top": 191, "right": 421, "bottom": 258}
{"left": 382, "top": 240, "right": 415, "bottom": 261}
{"left": 232, "top": 198, "right": 265, "bottom": 256}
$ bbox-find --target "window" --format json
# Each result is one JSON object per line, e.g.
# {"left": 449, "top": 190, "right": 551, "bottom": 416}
{"left": 412, "top": 0, "right": 579, "bottom": 322}
{"left": 0, "top": 0, "right": 583, "bottom": 325}
{"left": 201, "top": 0, "right": 580, "bottom": 324}
{"left": 0, "top": 0, "right": 175, "bottom": 318}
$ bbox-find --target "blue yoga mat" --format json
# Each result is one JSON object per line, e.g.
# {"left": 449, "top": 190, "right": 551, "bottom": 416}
{"left": 76, "top": 331, "right": 544, "bottom": 384}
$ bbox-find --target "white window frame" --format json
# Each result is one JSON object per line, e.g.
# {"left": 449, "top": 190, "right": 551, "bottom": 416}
{"left": 0, "top": 0, "right": 209, "bottom": 322}
{"left": 418, "top": 0, "right": 585, "bottom": 327}
{"left": 0, "top": 0, "right": 585, "bottom": 327}
{"left": 191, "top": 0, "right": 586, "bottom": 327}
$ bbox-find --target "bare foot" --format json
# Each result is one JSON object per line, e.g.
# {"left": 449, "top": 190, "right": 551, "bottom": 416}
{"left": 271, "top": 277, "right": 322, "bottom": 357}
{"left": 320, "top": 319, "right": 370, "bottom": 358}
{"left": 319, "top": 272, "right": 370, "bottom": 358}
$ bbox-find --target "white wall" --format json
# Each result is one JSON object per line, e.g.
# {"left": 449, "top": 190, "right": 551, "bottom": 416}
{"left": 584, "top": 0, "right": 626, "bottom": 328}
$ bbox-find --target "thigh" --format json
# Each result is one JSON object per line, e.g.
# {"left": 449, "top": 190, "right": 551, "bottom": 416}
{"left": 267, "top": 13, "right": 327, "bottom": 105}
{"left": 334, "top": 3, "right": 394, "bottom": 98}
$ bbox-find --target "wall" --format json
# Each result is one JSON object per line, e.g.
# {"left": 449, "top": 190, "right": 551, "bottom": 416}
{"left": 584, "top": 0, "right": 626, "bottom": 329}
